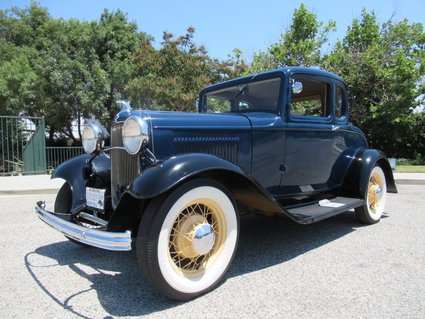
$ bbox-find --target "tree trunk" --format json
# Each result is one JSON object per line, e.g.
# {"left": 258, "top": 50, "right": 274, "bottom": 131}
{"left": 48, "top": 125, "right": 55, "bottom": 146}
{"left": 77, "top": 111, "right": 82, "bottom": 141}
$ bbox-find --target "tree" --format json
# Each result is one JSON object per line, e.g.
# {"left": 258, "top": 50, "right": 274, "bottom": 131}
{"left": 127, "top": 27, "right": 209, "bottom": 111}
{"left": 0, "top": 4, "right": 145, "bottom": 143}
{"left": 93, "top": 10, "right": 150, "bottom": 119}
{"left": 0, "top": 45, "right": 38, "bottom": 115}
{"left": 324, "top": 10, "right": 425, "bottom": 158}
{"left": 251, "top": 4, "right": 335, "bottom": 72}
{"left": 27, "top": 18, "right": 110, "bottom": 143}
{"left": 0, "top": 3, "right": 44, "bottom": 115}
{"left": 210, "top": 48, "right": 250, "bottom": 80}
{"left": 128, "top": 27, "right": 218, "bottom": 111}
{"left": 1, "top": 3, "right": 423, "bottom": 159}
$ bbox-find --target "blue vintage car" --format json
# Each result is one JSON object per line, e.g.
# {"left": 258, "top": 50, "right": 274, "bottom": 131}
{"left": 36, "top": 67, "right": 397, "bottom": 300}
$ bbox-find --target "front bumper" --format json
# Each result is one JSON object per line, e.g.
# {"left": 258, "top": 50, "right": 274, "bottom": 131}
{"left": 35, "top": 201, "right": 132, "bottom": 251}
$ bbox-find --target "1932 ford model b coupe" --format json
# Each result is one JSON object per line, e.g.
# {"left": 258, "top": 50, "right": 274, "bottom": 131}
{"left": 35, "top": 67, "right": 397, "bottom": 300}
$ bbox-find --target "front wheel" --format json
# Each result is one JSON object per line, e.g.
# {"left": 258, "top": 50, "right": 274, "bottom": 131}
{"left": 137, "top": 179, "right": 239, "bottom": 300}
{"left": 355, "top": 165, "right": 387, "bottom": 224}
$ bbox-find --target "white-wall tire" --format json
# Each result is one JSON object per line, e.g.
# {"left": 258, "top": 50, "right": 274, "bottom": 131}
{"left": 137, "top": 179, "right": 239, "bottom": 300}
{"left": 355, "top": 165, "right": 387, "bottom": 224}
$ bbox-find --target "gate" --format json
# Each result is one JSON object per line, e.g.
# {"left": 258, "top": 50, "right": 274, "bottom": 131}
{"left": 0, "top": 116, "right": 46, "bottom": 175}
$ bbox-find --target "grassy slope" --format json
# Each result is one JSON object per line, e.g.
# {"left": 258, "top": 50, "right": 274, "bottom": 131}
{"left": 395, "top": 165, "right": 425, "bottom": 173}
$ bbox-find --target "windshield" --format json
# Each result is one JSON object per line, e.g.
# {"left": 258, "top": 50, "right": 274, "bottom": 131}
{"left": 202, "top": 77, "right": 281, "bottom": 113}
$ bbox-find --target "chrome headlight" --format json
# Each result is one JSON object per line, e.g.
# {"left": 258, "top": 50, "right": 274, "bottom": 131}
{"left": 122, "top": 116, "right": 150, "bottom": 155}
{"left": 82, "top": 123, "right": 106, "bottom": 154}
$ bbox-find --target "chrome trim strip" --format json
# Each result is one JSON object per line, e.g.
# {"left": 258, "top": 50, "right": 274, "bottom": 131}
{"left": 35, "top": 201, "right": 132, "bottom": 251}
{"left": 145, "top": 112, "right": 155, "bottom": 155}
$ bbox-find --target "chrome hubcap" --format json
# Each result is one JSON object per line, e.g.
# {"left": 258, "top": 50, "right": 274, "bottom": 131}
{"left": 192, "top": 224, "right": 215, "bottom": 256}
{"left": 368, "top": 172, "right": 384, "bottom": 211}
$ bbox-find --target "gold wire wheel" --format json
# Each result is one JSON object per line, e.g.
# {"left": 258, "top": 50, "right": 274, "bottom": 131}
{"left": 168, "top": 199, "right": 226, "bottom": 276}
{"left": 367, "top": 170, "right": 384, "bottom": 213}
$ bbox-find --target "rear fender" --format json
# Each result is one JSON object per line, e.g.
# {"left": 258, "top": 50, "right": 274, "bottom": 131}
{"left": 341, "top": 148, "right": 397, "bottom": 198}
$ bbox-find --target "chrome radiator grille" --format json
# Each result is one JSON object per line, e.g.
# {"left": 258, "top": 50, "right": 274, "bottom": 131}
{"left": 111, "top": 122, "right": 140, "bottom": 207}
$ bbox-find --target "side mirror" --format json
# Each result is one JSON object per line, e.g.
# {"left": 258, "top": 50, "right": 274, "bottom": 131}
{"left": 292, "top": 80, "right": 303, "bottom": 94}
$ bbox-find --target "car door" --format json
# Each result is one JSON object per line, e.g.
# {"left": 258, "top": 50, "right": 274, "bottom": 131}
{"left": 280, "top": 74, "right": 343, "bottom": 196}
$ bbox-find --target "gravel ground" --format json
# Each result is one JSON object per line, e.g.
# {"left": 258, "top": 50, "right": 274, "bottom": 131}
{"left": 0, "top": 185, "right": 424, "bottom": 319}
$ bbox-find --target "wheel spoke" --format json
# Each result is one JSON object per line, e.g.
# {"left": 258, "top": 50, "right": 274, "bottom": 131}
{"left": 168, "top": 201, "right": 224, "bottom": 274}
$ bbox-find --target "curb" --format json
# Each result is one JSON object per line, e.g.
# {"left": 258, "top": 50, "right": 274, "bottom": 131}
{"left": 394, "top": 179, "right": 425, "bottom": 185}
{"left": 0, "top": 174, "right": 63, "bottom": 196}
{"left": 0, "top": 189, "right": 59, "bottom": 195}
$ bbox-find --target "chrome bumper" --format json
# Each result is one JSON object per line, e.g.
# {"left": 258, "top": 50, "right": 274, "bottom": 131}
{"left": 35, "top": 201, "right": 132, "bottom": 251}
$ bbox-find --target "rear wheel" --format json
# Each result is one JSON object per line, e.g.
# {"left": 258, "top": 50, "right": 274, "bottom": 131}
{"left": 355, "top": 165, "right": 387, "bottom": 224}
{"left": 137, "top": 179, "right": 239, "bottom": 300}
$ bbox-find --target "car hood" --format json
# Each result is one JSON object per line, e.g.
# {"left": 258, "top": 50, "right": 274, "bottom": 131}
{"left": 142, "top": 110, "right": 252, "bottom": 130}
{"left": 120, "top": 111, "right": 253, "bottom": 167}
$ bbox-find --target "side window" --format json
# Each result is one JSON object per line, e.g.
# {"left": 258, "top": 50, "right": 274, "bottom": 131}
{"left": 335, "top": 85, "right": 347, "bottom": 118}
{"left": 290, "top": 77, "right": 331, "bottom": 118}
{"left": 205, "top": 96, "right": 231, "bottom": 113}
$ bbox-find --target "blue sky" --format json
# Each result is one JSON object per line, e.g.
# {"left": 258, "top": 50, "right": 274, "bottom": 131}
{"left": 0, "top": 0, "right": 424, "bottom": 61}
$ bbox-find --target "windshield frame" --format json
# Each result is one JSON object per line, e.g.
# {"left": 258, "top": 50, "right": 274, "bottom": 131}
{"left": 199, "top": 73, "right": 284, "bottom": 115}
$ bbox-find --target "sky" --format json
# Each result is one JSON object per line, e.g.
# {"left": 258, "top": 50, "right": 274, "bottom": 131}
{"left": 0, "top": 0, "right": 424, "bottom": 61}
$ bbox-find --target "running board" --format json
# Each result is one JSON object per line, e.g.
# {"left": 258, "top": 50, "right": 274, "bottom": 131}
{"left": 285, "top": 196, "right": 364, "bottom": 224}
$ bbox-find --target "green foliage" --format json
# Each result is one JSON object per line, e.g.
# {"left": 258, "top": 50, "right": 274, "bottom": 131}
{"left": 31, "top": 18, "right": 111, "bottom": 141}
{"left": 0, "top": 3, "right": 142, "bottom": 143}
{"left": 0, "top": 4, "right": 42, "bottom": 116}
{"left": 0, "top": 2, "right": 423, "bottom": 160}
{"left": 93, "top": 10, "right": 151, "bottom": 118}
{"left": 342, "top": 9, "right": 380, "bottom": 51}
{"left": 250, "top": 51, "right": 275, "bottom": 74}
{"left": 397, "top": 149, "right": 425, "bottom": 166}
{"left": 127, "top": 27, "right": 209, "bottom": 111}
{"left": 248, "top": 5, "right": 424, "bottom": 160}
{"left": 0, "top": 3, "right": 247, "bottom": 136}
{"left": 204, "top": 96, "right": 232, "bottom": 113}
{"left": 324, "top": 10, "right": 425, "bottom": 158}
{"left": 252, "top": 3, "right": 336, "bottom": 71}
{"left": 212, "top": 48, "right": 250, "bottom": 79}
{"left": 127, "top": 28, "right": 247, "bottom": 111}
{"left": 0, "top": 45, "right": 38, "bottom": 115}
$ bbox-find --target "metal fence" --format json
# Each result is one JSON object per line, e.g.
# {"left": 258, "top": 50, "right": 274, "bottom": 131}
{"left": 1, "top": 116, "right": 86, "bottom": 176}
{"left": 46, "top": 147, "right": 84, "bottom": 172}
{"left": 0, "top": 115, "right": 46, "bottom": 176}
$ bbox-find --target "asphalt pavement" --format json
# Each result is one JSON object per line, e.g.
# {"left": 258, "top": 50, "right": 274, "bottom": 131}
{"left": 0, "top": 184, "right": 424, "bottom": 318}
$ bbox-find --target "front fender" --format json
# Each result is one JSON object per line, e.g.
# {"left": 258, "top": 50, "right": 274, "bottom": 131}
{"left": 53, "top": 153, "right": 111, "bottom": 213}
{"left": 108, "top": 153, "right": 294, "bottom": 232}
{"left": 126, "top": 153, "right": 246, "bottom": 199}
{"left": 341, "top": 148, "right": 397, "bottom": 198}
